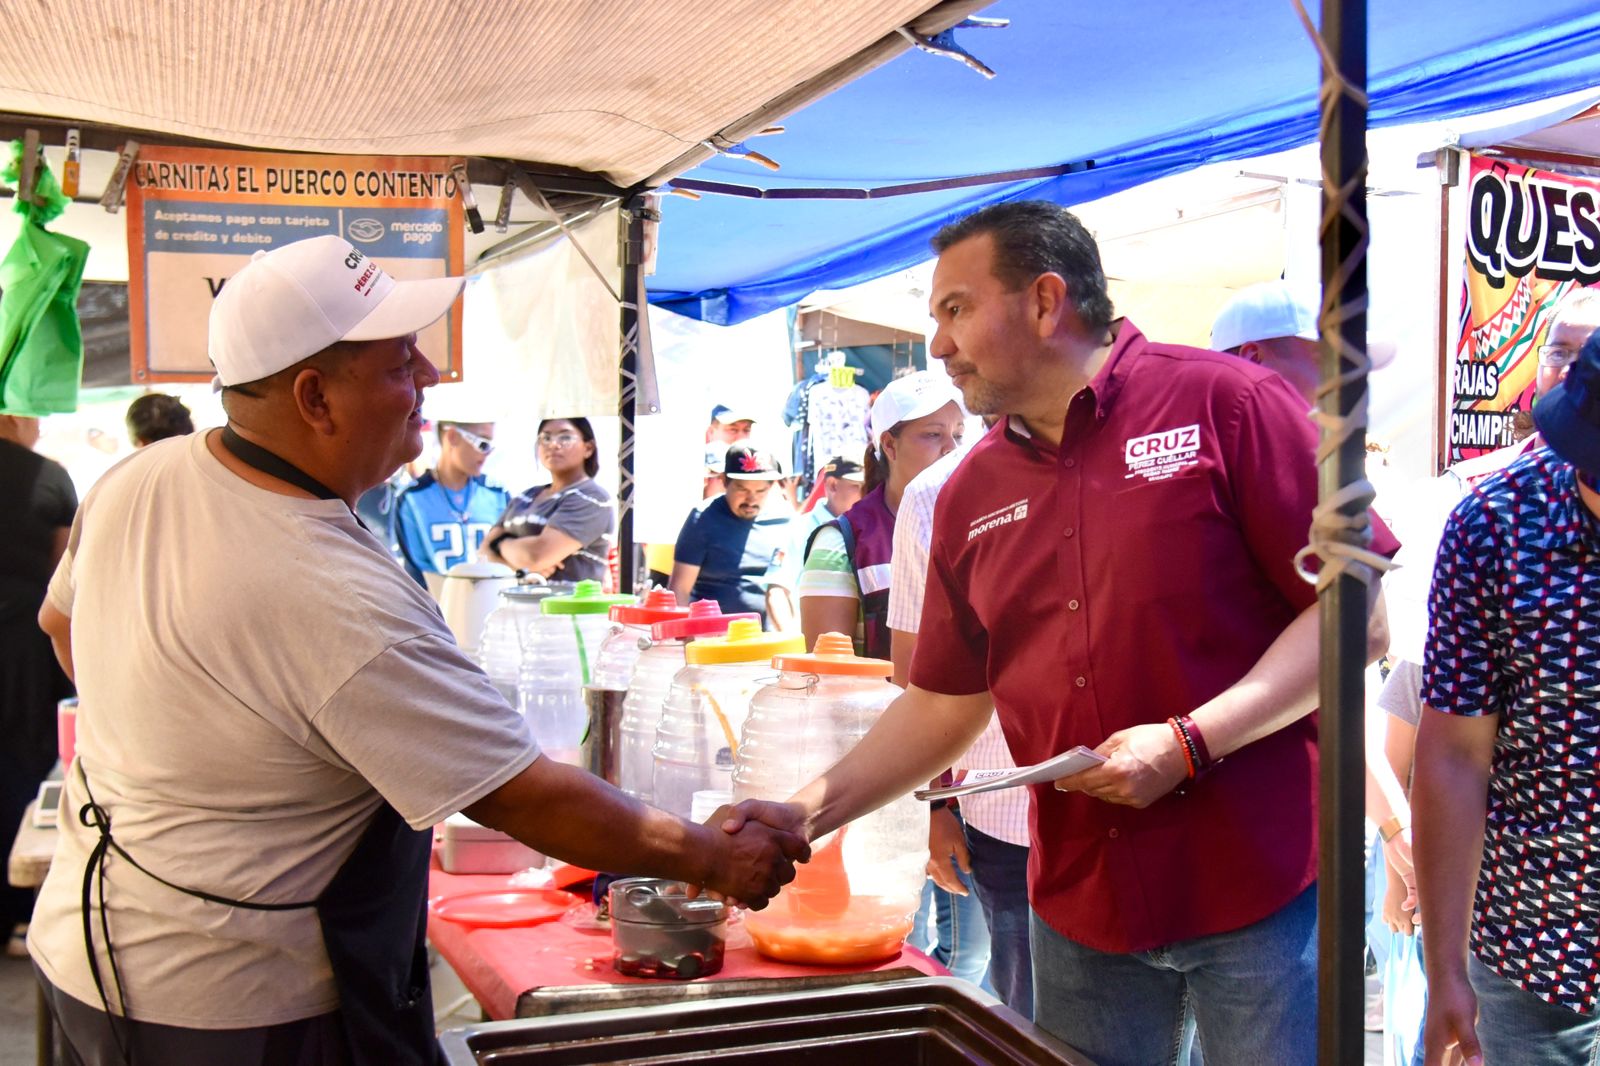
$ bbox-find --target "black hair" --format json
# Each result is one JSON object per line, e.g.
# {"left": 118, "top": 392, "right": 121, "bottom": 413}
{"left": 125, "top": 393, "right": 195, "bottom": 445}
{"left": 539, "top": 417, "right": 599, "bottom": 478}
{"left": 861, "top": 426, "right": 905, "bottom": 494}
{"left": 931, "top": 200, "right": 1114, "bottom": 334}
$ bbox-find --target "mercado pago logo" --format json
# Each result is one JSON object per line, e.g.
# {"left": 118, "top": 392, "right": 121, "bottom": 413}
{"left": 1124, "top": 424, "right": 1202, "bottom": 483}
{"left": 1466, "top": 165, "right": 1600, "bottom": 288}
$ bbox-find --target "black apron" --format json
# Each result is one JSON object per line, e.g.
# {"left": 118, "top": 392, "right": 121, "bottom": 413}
{"left": 73, "top": 428, "right": 441, "bottom": 1065}
{"left": 79, "top": 775, "right": 441, "bottom": 1066}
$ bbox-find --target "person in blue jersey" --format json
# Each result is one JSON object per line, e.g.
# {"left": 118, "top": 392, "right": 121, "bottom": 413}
{"left": 395, "top": 416, "right": 510, "bottom": 590}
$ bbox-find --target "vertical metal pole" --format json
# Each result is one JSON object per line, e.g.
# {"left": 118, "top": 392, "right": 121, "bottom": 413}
{"left": 617, "top": 199, "right": 645, "bottom": 595}
{"left": 1317, "top": 1, "right": 1368, "bottom": 1063}
{"left": 1434, "top": 149, "right": 1461, "bottom": 474}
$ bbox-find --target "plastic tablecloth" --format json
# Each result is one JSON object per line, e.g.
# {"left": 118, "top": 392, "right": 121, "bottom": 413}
{"left": 426, "top": 852, "right": 947, "bottom": 1020}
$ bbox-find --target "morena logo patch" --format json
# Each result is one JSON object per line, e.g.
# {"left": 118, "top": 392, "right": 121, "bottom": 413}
{"left": 967, "top": 499, "right": 1030, "bottom": 542}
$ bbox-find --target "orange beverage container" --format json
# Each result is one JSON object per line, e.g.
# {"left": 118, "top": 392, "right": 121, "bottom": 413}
{"left": 734, "top": 633, "right": 927, "bottom": 965}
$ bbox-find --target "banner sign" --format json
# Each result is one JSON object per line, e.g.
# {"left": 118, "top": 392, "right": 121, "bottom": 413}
{"left": 1452, "top": 154, "right": 1598, "bottom": 461}
{"left": 126, "top": 145, "right": 465, "bottom": 383}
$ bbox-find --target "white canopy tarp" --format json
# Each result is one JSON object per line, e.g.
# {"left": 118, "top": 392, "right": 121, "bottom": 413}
{"left": 0, "top": 0, "right": 974, "bottom": 188}
{"left": 462, "top": 208, "right": 632, "bottom": 418}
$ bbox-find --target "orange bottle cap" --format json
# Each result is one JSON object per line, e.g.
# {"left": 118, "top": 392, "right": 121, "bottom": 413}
{"left": 771, "top": 632, "right": 893, "bottom": 677}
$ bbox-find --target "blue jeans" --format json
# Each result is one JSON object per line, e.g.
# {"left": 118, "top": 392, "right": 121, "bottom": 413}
{"left": 1366, "top": 869, "right": 1427, "bottom": 1066}
{"left": 911, "top": 811, "right": 992, "bottom": 992}
{"left": 1030, "top": 883, "right": 1318, "bottom": 1066}
{"left": 1470, "top": 954, "right": 1600, "bottom": 1066}
{"left": 964, "top": 824, "right": 1033, "bottom": 1019}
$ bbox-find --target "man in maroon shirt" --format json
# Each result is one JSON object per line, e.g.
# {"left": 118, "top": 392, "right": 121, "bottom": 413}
{"left": 774, "top": 202, "right": 1392, "bottom": 1065}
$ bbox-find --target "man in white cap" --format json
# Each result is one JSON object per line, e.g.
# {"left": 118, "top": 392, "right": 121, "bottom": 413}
{"left": 1210, "top": 279, "right": 1395, "bottom": 405}
{"left": 31, "top": 236, "right": 806, "bottom": 1065}
{"left": 702, "top": 403, "right": 757, "bottom": 497}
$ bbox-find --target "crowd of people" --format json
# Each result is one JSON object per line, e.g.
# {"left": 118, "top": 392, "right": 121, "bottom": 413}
{"left": 2, "top": 200, "right": 1597, "bottom": 1065}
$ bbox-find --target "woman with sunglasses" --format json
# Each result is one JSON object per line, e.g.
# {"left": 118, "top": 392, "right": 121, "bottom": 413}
{"left": 395, "top": 418, "right": 511, "bottom": 593}
{"left": 484, "top": 418, "right": 614, "bottom": 584}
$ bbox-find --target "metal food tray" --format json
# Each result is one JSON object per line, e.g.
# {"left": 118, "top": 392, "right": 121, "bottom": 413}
{"left": 441, "top": 975, "right": 1092, "bottom": 1064}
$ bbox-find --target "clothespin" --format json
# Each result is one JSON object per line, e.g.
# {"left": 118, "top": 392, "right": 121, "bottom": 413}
{"left": 100, "top": 140, "right": 139, "bottom": 214}
{"left": 896, "top": 16, "right": 1009, "bottom": 79}
{"left": 702, "top": 136, "right": 781, "bottom": 172}
{"left": 62, "top": 129, "right": 81, "bottom": 199}
{"left": 494, "top": 173, "right": 514, "bottom": 233}
{"left": 452, "top": 163, "right": 484, "bottom": 234}
{"left": 19, "top": 129, "right": 40, "bottom": 208}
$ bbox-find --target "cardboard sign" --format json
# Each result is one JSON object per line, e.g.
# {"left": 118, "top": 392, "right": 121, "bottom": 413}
{"left": 1453, "top": 154, "right": 1600, "bottom": 461}
{"left": 126, "top": 146, "right": 465, "bottom": 383}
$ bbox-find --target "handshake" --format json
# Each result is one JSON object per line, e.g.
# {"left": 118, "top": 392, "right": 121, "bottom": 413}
{"left": 692, "top": 799, "right": 812, "bottom": 909}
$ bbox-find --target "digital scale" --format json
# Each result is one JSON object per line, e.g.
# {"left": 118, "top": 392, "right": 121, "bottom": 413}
{"left": 31, "top": 780, "right": 63, "bottom": 828}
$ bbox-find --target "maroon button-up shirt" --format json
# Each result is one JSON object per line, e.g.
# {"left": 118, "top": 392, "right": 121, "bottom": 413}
{"left": 911, "top": 320, "right": 1398, "bottom": 952}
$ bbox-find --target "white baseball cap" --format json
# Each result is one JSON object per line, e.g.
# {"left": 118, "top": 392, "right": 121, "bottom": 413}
{"left": 870, "top": 369, "right": 963, "bottom": 451}
{"left": 1210, "top": 280, "right": 1395, "bottom": 369}
{"left": 209, "top": 235, "right": 464, "bottom": 387}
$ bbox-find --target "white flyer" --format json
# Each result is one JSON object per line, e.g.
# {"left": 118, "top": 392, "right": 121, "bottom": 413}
{"left": 913, "top": 746, "right": 1107, "bottom": 802}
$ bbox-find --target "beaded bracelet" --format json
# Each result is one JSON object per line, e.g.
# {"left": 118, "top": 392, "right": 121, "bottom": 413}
{"left": 1168, "top": 717, "right": 1199, "bottom": 779}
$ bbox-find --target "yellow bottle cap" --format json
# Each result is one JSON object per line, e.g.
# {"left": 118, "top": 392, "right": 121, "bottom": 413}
{"left": 683, "top": 618, "right": 805, "bottom": 665}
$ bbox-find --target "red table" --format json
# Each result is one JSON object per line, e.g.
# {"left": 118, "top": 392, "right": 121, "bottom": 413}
{"left": 426, "top": 855, "right": 948, "bottom": 1020}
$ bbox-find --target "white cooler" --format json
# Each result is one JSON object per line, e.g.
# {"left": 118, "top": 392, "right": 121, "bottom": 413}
{"left": 436, "top": 813, "right": 544, "bottom": 874}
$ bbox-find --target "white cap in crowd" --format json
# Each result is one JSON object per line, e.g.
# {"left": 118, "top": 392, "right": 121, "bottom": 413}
{"left": 1210, "top": 280, "right": 1395, "bottom": 369}
{"left": 870, "top": 369, "right": 963, "bottom": 450}
{"left": 209, "top": 235, "right": 464, "bottom": 387}
{"left": 711, "top": 404, "right": 758, "bottom": 426}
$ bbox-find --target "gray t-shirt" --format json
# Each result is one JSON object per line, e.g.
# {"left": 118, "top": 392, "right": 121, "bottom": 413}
{"left": 498, "top": 478, "right": 613, "bottom": 584}
{"left": 1377, "top": 657, "right": 1424, "bottom": 728}
{"left": 30, "top": 432, "right": 539, "bottom": 1028}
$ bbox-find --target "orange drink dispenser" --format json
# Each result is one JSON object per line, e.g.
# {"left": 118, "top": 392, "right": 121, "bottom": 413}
{"left": 733, "top": 633, "right": 928, "bottom": 964}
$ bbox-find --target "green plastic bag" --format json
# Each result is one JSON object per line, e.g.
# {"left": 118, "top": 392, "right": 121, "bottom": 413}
{"left": 0, "top": 140, "right": 89, "bottom": 416}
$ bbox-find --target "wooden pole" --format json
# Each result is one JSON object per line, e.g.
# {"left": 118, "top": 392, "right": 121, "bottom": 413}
{"left": 1315, "top": 1, "right": 1370, "bottom": 1062}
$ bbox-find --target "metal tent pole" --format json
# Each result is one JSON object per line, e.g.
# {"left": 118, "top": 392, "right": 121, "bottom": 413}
{"left": 1313, "top": 0, "right": 1370, "bottom": 1062}
{"left": 616, "top": 196, "right": 650, "bottom": 594}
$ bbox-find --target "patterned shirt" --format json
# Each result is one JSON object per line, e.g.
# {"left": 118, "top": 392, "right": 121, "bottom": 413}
{"left": 806, "top": 380, "right": 870, "bottom": 475}
{"left": 1423, "top": 447, "right": 1600, "bottom": 1015}
{"left": 888, "top": 446, "right": 1028, "bottom": 848}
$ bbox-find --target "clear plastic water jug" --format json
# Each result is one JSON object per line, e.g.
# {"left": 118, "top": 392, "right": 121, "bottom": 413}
{"left": 652, "top": 620, "right": 804, "bottom": 820}
{"left": 617, "top": 603, "right": 759, "bottom": 803}
{"left": 590, "top": 589, "right": 691, "bottom": 691}
{"left": 518, "top": 581, "right": 634, "bottom": 764}
{"left": 733, "top": 632, "right": 926, "bottom": 965}
{"left": 477, "top": 584, "right": 564, "bottom": 709}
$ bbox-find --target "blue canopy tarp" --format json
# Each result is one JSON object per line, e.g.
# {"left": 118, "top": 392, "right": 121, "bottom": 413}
{"left": 650, "top": 0, "right": 1600, "bottom": 325}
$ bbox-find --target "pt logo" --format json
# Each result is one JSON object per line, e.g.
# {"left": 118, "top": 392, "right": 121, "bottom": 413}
{"left": 1124, "top": 424, "right": 1202, "bottom": 483}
